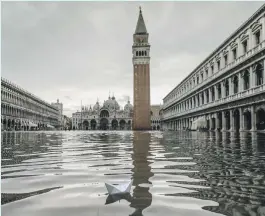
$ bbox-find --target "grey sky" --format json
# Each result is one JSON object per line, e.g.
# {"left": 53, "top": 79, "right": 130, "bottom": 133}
{"left": 2, "top": 1, "right": 264, "bottom": 117}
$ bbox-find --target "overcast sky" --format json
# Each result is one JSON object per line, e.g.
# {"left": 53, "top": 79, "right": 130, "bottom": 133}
{"left": 2, "top": 1, "right": 264, "bottom": 117}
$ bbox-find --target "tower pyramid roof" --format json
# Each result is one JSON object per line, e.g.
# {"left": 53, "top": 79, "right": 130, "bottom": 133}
{"left": 135, "top": 7, "right": 147, "bottom": 34}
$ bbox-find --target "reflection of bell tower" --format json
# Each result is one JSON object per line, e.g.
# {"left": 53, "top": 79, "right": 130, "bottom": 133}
{"left": 132, "top": 7, "right": 151, "bottom": 130}
{"left": 130, "top": 132, "right": 153, "bottom": 216}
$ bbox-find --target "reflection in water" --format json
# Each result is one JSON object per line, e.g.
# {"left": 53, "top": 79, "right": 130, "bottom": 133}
{"left": 1, "top": 131, "right": 265, "bottom": 216}
{"left": 130, "top": 132, "right": 153, "bottom": 216}
{"left": 105, "top": 193, "right": 133, "bottom": 205}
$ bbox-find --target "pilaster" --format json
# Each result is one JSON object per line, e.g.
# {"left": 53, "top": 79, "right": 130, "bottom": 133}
{"left": 230, "top": 110, "right": 235, "bottom": 131}
{"left": 229, "top": 77, "right": 233, "bottom": 96}
{"left": 222, "top": 81, "right": 226, "bottom": 98}
{"left": 214, "top": 85, "right": 218, "bottom": 101}
{"left": 238, "top": 72, "right": 243, "bottom": 92}
{"left": 221, "top": 111, "right": 226, "bottom": 131}
{"left": 249, "top": 66, "right": 254, "bottom": 89}
{"left": 215, "top": 113, "right": 220, "bottom": 131}
{"left": 250, "top": 105, "right": 257, "bottom": 131}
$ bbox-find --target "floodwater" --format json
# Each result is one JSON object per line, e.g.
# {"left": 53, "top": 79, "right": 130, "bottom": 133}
{"left": 1, "top": 131, "right": 265, "bottom": 216}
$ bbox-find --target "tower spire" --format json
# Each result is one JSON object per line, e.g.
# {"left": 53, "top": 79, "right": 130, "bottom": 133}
{"left": 135, "top": 6, "right": 147, "bottom": 34}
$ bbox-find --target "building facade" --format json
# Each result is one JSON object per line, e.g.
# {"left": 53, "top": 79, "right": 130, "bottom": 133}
{"left": 132, "top": 7, "right": 151, "bottom": 130}
{"left": 72, "top": 96, "right": 133, "bottom": 130}
{"left": 150, "top": 105, "right": 162, "bottom": 130}
{"left": 162, "top": 4, "right": 265, "bottom": 132}
{"left": 1, "top": 77, "right": 59, "bottom": 131}
{"left": 51, "top": 99, "right": 64, "bottom": 129}
{"left": 63, "top": 115, "right": 72, "bottom": 130}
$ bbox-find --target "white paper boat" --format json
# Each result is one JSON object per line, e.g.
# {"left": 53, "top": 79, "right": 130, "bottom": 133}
{"left": 105, "top": 181, "right": 132, "bottom": 195}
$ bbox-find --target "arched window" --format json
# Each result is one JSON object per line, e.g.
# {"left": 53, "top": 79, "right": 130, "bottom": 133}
{"left": 142, "top": 51, "right": 144, "bottom": 56}
{"left": 225, "top": 80, "right": 229, "bottom": 97}
{"left": 139, "top": 51, "right": 141, "bottom": 56}
{"left": 233, "top": 75, "right": 238, "bottom": 94}
{"left": 243, "top": 70, "right": 250, "bottom": 90}
{"left": 136, "top": 51, "right": 138, "bottom": 56}
{"left": 256, "top": 64, "right": 263, "bottom": 86}
{"left": 145, "top": 51, "right": 147, "bottom": 56}
{"left": 217, "top": 83, "right": 222, "bottom": 99}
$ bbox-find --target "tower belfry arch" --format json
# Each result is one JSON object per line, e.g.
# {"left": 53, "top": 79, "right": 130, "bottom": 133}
{"left": 132, "top": 7, "right": 151, "bottom": 130}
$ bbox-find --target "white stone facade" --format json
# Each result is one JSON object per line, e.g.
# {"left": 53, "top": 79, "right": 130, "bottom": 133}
{"left": 72, "top": 96, "right": 133, "bottom": 130}
{"left": 51, "top": 99, "right": 63, "bottom": 129}
{"left": 150, "top": 105, "right": 162, "bottom": 130}
{"left": 162, "top": 5, "right": 265, "bottom": 132}
{"left": 1, "top": 77, "right": 59, "bottom": 131}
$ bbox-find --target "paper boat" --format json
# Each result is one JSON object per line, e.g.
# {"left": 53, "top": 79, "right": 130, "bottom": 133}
{"left": 105, "top": 181, "right": 132, "bottom": 195}
{"left": 105, "top": 193, "right": 132, "bottom": 205}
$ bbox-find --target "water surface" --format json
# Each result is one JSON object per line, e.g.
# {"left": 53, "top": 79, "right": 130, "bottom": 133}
{"left": 2, "top": 131, "right": 265, "bottom": 216}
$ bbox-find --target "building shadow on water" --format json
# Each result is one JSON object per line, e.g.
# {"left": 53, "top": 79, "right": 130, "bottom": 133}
{"left": 129, "top": 131, "right": 153, "bottom": 216}
{"left": 177, "top": 131, "right": 265, "bottom": 216}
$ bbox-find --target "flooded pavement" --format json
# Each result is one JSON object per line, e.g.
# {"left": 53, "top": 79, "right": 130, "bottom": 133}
{"left": 1, "top": 131, "right": 265, "bottom": 216}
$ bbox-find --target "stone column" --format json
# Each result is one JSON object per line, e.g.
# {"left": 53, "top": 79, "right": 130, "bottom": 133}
{"left": 238, "top": 72, "right": 242, "bottom": 92}
{"left": 252, "top": 65, "right": 257, "bottom": 87}
{"left": 222, "top": 111, "right": 226, "bottom": 131}
{"left": 229, "top": 77, "right": 233, "bottom": 96}
{"left": 249, "top": 66, "right": 253, "bottom": 89}
{"left": 215, "top": 113, "right": 220, "bottom": 131}
{"left": 230, "top": 110, "right": 235, "bottom": 131}
{"left": 251, "top": 105, "right": 257, "bottom": 131}
{"left": 214, "top": 85, "right": 218, "bottom": 100}
{"left": 209, "top": 88, "right": 212, "bottom": 102}
{"left": 221, "top": 81, "right": 226, "bottom": 98}
{"left": 203, "top": 90, "right": 207, "bottom": 104}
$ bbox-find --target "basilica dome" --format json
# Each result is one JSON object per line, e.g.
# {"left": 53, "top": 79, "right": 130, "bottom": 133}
{"left": 103, "top": 96, "right": 120, "bottom": 110}
{"left": 93, "top": 101, "right": 100, "bottom": 111}
{"left": 124, "top": 100, "right": 133, "bottom": 112}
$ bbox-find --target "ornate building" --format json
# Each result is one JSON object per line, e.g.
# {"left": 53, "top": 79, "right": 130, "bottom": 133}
{"left": 1, "top": 77, "right": 59, "bottom": 131}
{"left": 132, "top": 7, "right": 151, "bottom": 130}
{"left": 51, "top": 99, "right": 64, "bottom": 130}
{"left": 162, "top": 4, "right": 265, "bottom": 132}
{"left": 71, "top": 95, "right": 133, "bottom": 130}
{"left": 150, "top": 105, "right": 162, "bottom": 130}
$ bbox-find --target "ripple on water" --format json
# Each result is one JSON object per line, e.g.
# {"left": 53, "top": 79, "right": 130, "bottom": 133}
{"left": 1, "top": 131, "right": 265, "bottom": 216}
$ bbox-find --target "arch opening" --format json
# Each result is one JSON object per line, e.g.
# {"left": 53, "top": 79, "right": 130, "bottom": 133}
{"left": 111, "top": 119, "right": 118, "bottom": 130}
{"left": 233, "top": 109, "right": 240, "bottom": 131}
{"left": 100, "top": 118, "right": 108, "bottom": 130}
{"left": 83, "top": 120, "right": 89, "bottom": 130}
{"left": 233, "top": 76, "right": 239, "bottom": 94}
{"left": 243, "top": 110, "right": 251, "bottom": 130}
{"left": 243, "top": 70, "right": 250, "bottom": 90}
{"left": 100, "top": 110, "right": 109, "bottom": 118}
{"left": 257, "top": 108, "right": 265, "bottom": 130}
{"left": 256, "top": 64, "right": 263, "bottom": 86}
{"left": 119, "top": 120, "right": 126, "bottom": 130}
{"left": 90, "top": 119, "right": 97, "bottom": 130}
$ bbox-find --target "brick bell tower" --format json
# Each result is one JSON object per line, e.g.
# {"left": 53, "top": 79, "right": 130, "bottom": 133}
{"left": 132, "top": 7, "right": 151, "bottom": 130}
